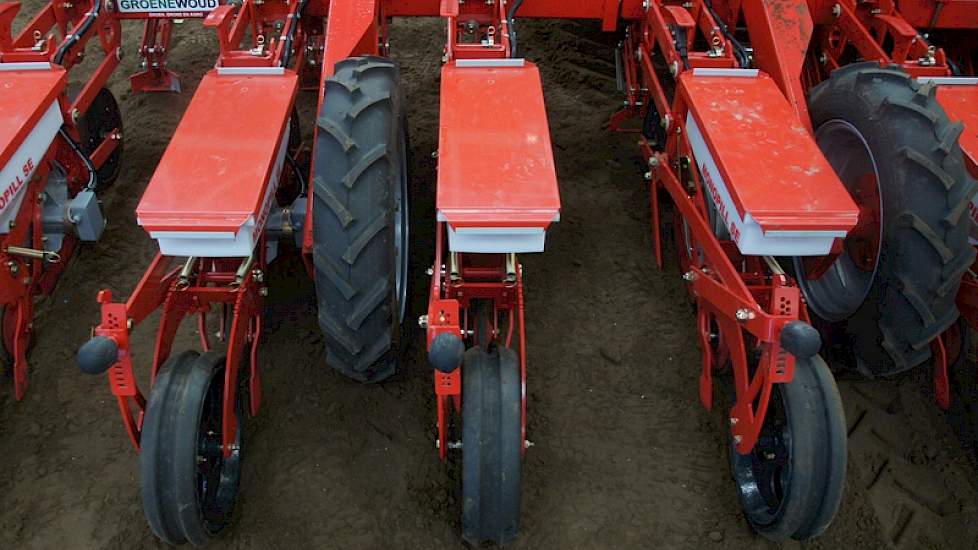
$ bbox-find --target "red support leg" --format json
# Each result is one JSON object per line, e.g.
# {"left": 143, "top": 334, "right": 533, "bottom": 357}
{"left": 11, "top": 296, "right": 32, "bottom": 401}
{"left": 130, "top": 19, "right": 181, "bottom": 93}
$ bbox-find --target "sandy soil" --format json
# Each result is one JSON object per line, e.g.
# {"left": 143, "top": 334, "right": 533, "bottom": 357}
{"left": 2, "top": 11, "right": 978, "bottom": 550}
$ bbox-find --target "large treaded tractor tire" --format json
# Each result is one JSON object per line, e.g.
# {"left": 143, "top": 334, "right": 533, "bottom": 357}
{"left": 313, "top": 56, "right": 410, "bottom": 383}
{"left": 461, "top": 303, "right": 522, "bottom": 546}
{"left": 797, "top": 62, "right": 976, "bottom": 376}
{"left": 140, "top": 351, "right": 243, "bottom": 546}
{"left": 729, "top": 355, "right": 847, "bottom": 541}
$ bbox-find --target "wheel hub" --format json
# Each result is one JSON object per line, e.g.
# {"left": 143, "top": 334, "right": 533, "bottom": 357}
{"left": 731, "top": 385, "right": 791, "bottom": 525}
{"left": 794, "top": 119, "right": 883, "bottom": 322}
{"left": 196, "top": 373, "right": 241, "bottom": 529}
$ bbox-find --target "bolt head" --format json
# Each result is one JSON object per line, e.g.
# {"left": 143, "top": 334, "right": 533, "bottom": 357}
{"left": 682, "top": 271, "right": 696, "bottom": 281}
{"left": 733, "top": 435, "right": 743, "bottom": 444}
{"left": 418, "top": 314, "right": 429, "bottom": 329}
{"left": 735, "top": 308, "right": 752, "bottom": 321}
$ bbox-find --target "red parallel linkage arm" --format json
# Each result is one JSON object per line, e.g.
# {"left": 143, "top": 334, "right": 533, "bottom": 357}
{"left": 621, "top": 2, "right": 814, "bottom": 453}
{"left": 657, "top": 154, "right": 801, "bottom": 452}
{"left": 428, "top": 223, "right": 461, "bottom": 460}
{"left": 94, "top": 255, "right": 265, "bottom": 455}
{"left": 93, "top": 254, "right": 179, "bottom": 449}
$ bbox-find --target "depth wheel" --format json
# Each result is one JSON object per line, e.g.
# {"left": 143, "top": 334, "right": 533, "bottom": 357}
{"left": 77, "top": 87, "right": 123, "bottom": 186}
{"left": 140, "top": 351, "right": 242, "bottom": 546}
{"left": 795, "top": 62, "right": 976, "bottom": 376}
{"left": 313, "top": 56, "right": 410, "bottom": 383}
{"left": 461, "top": 302, "right": 522, "bottom": 545}
{"left": 729, "top": 355, "right": 847, "bottom": 541}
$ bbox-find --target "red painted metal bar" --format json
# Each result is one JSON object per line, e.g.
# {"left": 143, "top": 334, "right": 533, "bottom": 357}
{"left": 741, "top": 0, "right": 814, "bottom": 128}
{"left": 384, "top": 0, "right": 645, "bottom": 20}
{"left": 303, "top": 0, "right": 375, "bottom": 259}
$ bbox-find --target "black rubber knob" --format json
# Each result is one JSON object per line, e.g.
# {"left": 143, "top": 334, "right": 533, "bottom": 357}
{"left": 77, "top": 336, "right": 119, "bottom": 375}
{"left": 780, "top": 321, "right": 822, "bottom": 360}
{"left": 429, "top": 332, "right": 465, "bottom": 373}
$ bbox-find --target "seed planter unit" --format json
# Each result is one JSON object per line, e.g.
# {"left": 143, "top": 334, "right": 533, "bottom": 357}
{"left": 0, "top": 0, "right": 127, "bottom": 398}
{"left": 72, "top": 0, "right": 978, "bottom": 545}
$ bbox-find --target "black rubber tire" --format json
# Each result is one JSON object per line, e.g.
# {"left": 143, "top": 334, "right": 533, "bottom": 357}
{"left": 461, "top": 343, "right": 522, "bottom": 546}
{"left": 803, "top": 62, "right": 976, "bottom": 376}
{"left": 140, "top": 351, "right": 242, "bottom": 546}
{"left": 313, "top": 56, "right": 408, "bottom": 383}
{"left": 77, "top": 87, "right": 123, "bottom": 186}
{"left": 728, "top": 355, "right": 846, "bottom": 541}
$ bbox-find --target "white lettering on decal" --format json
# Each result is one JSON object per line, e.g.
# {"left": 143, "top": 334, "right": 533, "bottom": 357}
{"left": 117, "top": 0, "right": 219, "bottom": 12}
{"left": 0, "top": 157, "right": 32, "bottom": 212}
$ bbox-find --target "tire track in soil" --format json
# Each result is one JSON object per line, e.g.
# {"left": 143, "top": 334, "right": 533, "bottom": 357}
{"left": 841, "top": 370, "right": 978, "bottom": 549}
{"left": 1, "top": 13, "right": 977, "bottom": 550}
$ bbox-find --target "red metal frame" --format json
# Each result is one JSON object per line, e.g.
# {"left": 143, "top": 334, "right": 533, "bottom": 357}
{"left": 610, "top": 0, "right": 978, "bottom": 443}
{"left": 0, "top": 0, "right": 123, "bottom": 399}
{"left": 609, "top": 0, "right": 978, "bottom": 455}
{"left": 656, "top": 150, "right": 810, "bottom": 451}
{"left": 611, "top": 4, "right": 804, "bottom": 453}
{"left": 427, "top": 223, "right": 529, "bottom": 459}
{"left": 75, "top": 0, "right": 978, "bottom": 540}
{"left": 90, "top": 0, "right": 319, "bottom": 452}
{"left": 301, "top": 0, "right": 649, "bottom": 260}
{"left": 421, "top": 0, "right": 557, "bottom": 463}
{"left": 94, "top": 254, "right": 265, "bottom": 454}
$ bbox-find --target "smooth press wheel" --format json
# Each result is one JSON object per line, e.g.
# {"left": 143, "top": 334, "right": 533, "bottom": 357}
{"left": 77, "top": 87, "right": 123, "bottom": 186}
{"left": 140, "top": 351, "right": 242, "bottom": 546}
{"left": 313, "top": 56, "right": 410, "bottom": 383}
{"left": 729, "top": 355, "right": 847, "bottom": 541}
{"left": 461, "top": 303, "right": 522, "bottom": 545}
{"left": 795, "top": 62, "right": 976, "bottom": 376}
